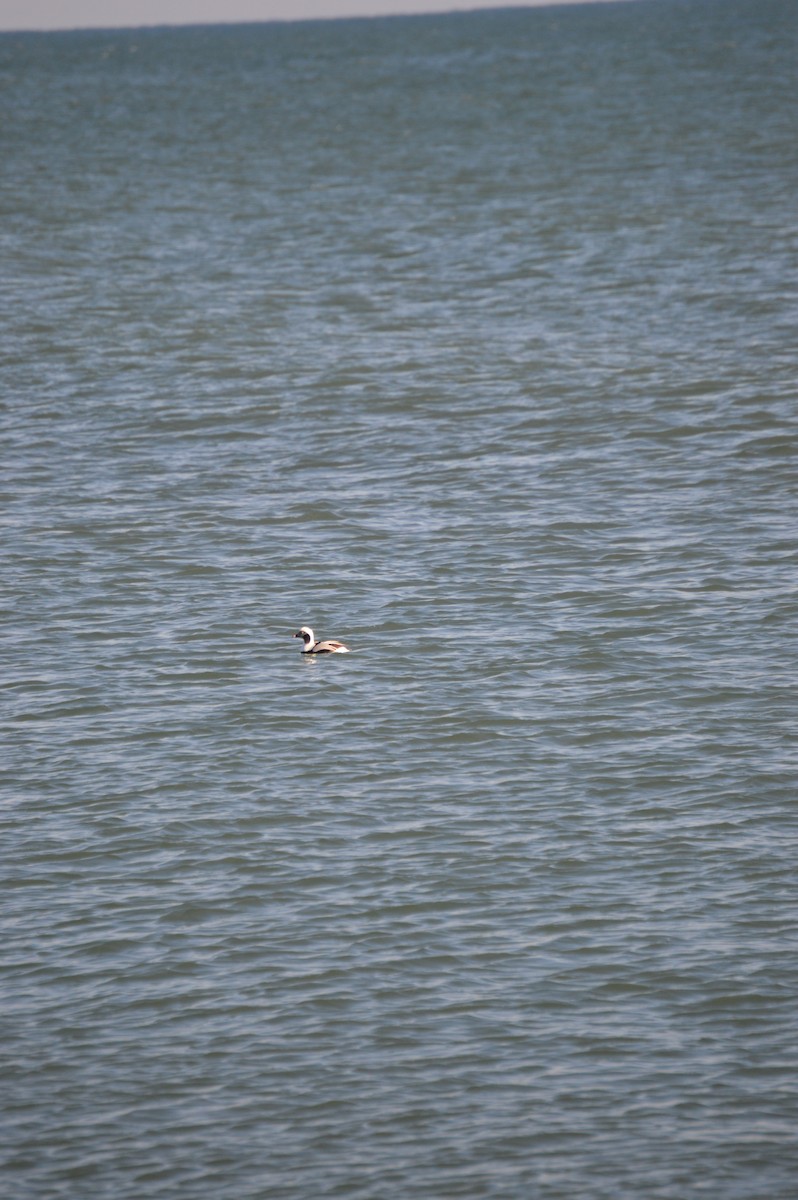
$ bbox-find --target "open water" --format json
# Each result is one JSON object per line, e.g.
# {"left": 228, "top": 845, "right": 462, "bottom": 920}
{"left": 2, "top": 1, "right": 797, "bottom": 1196}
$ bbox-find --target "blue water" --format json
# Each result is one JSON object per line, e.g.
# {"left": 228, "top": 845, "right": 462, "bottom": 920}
{"left": 2, "top": 1, "right": 798, "bottom": 1196}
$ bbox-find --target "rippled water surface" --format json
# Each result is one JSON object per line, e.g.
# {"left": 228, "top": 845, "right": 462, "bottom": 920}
{"left": 2, "top": 1, "right": 798, "bottom": 1196}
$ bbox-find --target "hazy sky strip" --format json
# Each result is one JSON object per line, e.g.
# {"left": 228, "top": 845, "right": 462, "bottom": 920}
{"left": 0, "top": 0, "right": 629, "bottom": 34}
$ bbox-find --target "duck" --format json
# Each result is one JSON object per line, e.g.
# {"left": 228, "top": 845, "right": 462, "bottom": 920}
{"left": 292, "top": 626, "right": 350, "bottom": 654}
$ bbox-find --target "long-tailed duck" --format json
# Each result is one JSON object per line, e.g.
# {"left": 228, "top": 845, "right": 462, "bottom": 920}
{"left": 293, "top": 626, "right": 350, "bottom": 654}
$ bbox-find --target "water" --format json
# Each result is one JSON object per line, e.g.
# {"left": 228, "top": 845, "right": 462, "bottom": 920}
{"left": 2, "top": 1, "right": 797, "bottom": 1196}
